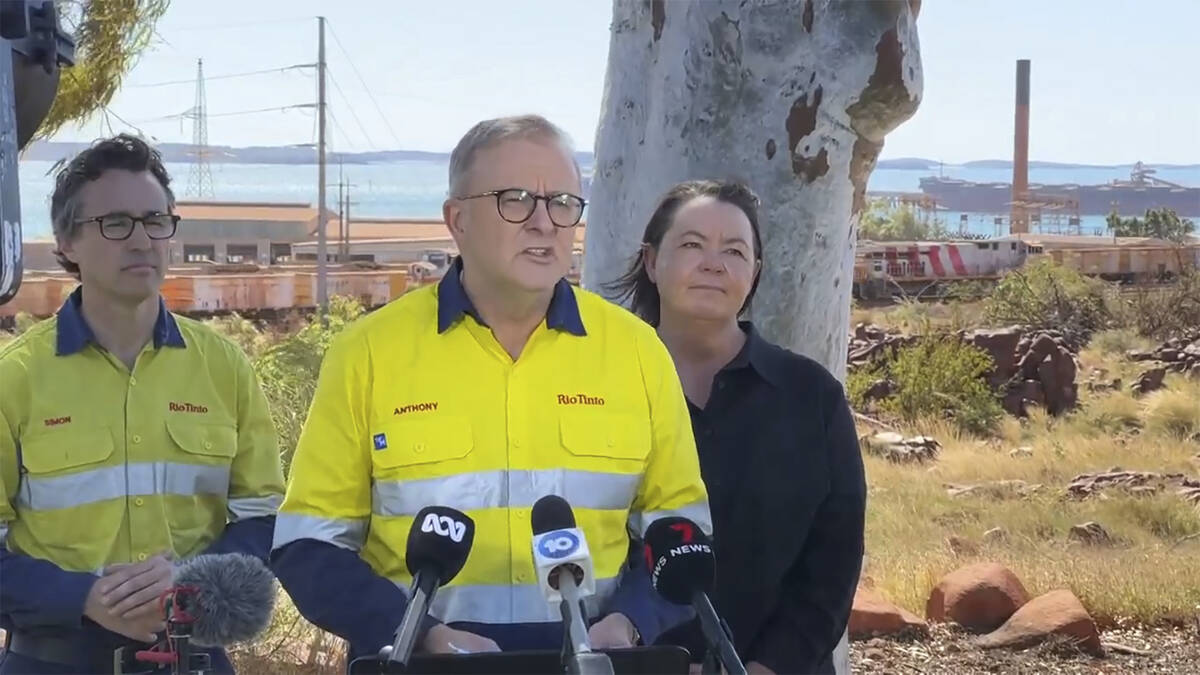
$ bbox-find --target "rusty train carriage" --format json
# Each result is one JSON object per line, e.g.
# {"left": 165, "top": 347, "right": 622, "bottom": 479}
{"left": 854, "top": 237, "right": 1200, "bottom": 300}
{"left": 0, "top": 265, "right": 413, "bottom": 321}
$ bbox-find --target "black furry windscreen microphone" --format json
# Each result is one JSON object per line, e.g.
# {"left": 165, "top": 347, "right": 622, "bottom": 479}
{"left": 643, "top": 517, "right": 716, "bottom": 605}
{"left": 531, "top": 494, "right": 575, "bottom": 535}
{"left": 172, "top": 552, "right": 277, "bottom": 647}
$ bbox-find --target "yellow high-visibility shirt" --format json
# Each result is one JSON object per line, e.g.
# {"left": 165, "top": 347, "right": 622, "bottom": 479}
{"left": 274, "top": 261, "right": 710, "bottom": 625}
{"left": 0, "top": 288, "right": 285, "bottom": 573}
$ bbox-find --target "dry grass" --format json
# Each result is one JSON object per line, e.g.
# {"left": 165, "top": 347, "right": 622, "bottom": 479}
{"left": 851, "top": 299, "right": 990, "bottom": 334}
{"left": 863, "top": 375, "right": 1200, "bottom": 627}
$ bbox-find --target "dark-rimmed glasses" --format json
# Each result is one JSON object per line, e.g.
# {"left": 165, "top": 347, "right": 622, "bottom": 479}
{"left": 457, "top": 188, "right": 586, "bottom": 228}
{"left": 74, "top": 213, "right": 180, "bottom": 241}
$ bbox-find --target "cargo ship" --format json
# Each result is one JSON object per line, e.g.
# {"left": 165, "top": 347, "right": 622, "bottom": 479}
{"left": 919, "top": 163, "right": 1200, "bottom": 217}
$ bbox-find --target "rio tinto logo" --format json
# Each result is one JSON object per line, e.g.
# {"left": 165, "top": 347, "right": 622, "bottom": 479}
{"left": 421, "top": 512, "right": 467, "bottom": 543}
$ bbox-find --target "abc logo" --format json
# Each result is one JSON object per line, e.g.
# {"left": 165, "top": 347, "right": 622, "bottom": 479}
{"left": 537, "top": 529, "right": 580, "bottom": 560}
{"left": 421, "top": 512, "right": 466, "bottom": 543}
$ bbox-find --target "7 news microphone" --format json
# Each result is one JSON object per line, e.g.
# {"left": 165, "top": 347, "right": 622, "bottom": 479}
{"left": 378, "top": 506, "right": 476, "bottom": 669}
{"left": 644, "top": 517, "right": 747, "bottom": 675}
{"left": 530, "top": 495, "right": 615, "bottom": 675}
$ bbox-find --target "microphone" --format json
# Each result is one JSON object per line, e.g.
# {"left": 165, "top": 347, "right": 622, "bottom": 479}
{"left": 379, "top": 506, "right": 475, "bottom": 668}
{"left": 169, "top": 552, "right": 277, "bottom": 647}
{"left": 530, "top": 495, "right": 614, "bottom": 675}
{"left": 644, "top": 517, "right": 746, "bottom": 675}
{"left": 133, "top": 553, "right": 276, "bottom": 674}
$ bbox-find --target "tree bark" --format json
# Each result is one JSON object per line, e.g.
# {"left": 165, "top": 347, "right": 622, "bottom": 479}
{"left": 583, "top": 0, "right": 922, "bottom": 381}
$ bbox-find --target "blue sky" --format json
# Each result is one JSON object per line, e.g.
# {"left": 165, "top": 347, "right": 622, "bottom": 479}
{"left": 56, "top": 0, "right": 1199, "bottom": 165}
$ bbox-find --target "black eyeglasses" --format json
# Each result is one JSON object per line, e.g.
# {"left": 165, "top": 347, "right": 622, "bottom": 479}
{"left": 457, "top": 188, "right": 586, "bottom": 228}
{"left": 74, "top": 213, "right": 180, "bottom": 241}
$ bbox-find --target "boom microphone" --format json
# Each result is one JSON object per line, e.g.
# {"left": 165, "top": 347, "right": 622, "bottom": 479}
{"left": 531, "top": 495, "right": 613, "bottom": 675}
{"left": 644, "top": 518, "right": 746, "bottom": 675}
{"left": 171, "top": 552, "right": 277, "bottom": 647}
{"left": 381, "top": 506, "right": 476, "bottom": 667}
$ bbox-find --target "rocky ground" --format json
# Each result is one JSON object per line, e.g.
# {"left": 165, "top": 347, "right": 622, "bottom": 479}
{"left": 851, "top": 622, "right": 1200, "bottom": 674}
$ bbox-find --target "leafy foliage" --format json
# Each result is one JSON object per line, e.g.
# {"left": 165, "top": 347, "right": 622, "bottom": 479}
{"left": 36, "top": 0, "right": 172, "bottom": 139}
{"left": 208, "top": 297, "right": 366, "bottom": 475}
{"left": 1109, "top": 268, "right": 1200, "bottom": 340}
{"left": 858, "top": 199, "right": 952, "bottom": 241}
{"left": 882, "top": 335, "right": 1003, "bottom": 435}
{"left": 1106, "top": 208, "right": 1196, "bottom": 242}
{"left": 984, "top": 257, "right": 1110, "bottom": 348}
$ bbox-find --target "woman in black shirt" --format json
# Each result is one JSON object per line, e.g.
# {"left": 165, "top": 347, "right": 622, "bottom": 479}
{"left": 606, "top": 180, "right": 866, "bottom": 674}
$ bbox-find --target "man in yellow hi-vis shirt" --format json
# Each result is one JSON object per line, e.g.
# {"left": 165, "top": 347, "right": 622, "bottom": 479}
{"left": 0, "top": 135, "right": 285, "bottom": 674}
{"left": 271, "top": 115, "right": 711, "bottom": 660}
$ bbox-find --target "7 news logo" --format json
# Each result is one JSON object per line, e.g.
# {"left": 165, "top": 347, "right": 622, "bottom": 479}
{"left": 421, "top": 512, "right": 467, "bottom": 543}
{"left": 536, "top": 529, "right": 580, "bottom": 560}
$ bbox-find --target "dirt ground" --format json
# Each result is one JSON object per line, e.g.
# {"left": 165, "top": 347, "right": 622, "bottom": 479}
{"left": 850, "top": 623, "right": 1200, "bottom": 674}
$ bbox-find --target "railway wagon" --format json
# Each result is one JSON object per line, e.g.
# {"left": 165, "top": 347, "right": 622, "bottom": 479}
{"left": 853, "top": 239, "right": 1029, "bottom": 298}
{"left": 1, "top": 267, "right": 410, "bottom": 320}
{"left": 1046, "top": 245, "right": 1200, "bottom": 282}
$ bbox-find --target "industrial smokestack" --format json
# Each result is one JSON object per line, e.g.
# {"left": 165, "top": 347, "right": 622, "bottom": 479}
{"left": 1011, "top": 59, "right": 1030, "bottom": 234}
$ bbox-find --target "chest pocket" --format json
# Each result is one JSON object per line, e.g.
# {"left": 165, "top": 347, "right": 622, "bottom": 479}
{"left": 371, "top": 415, "right": 474, "bottom": 475}
{"left": 20, "top": 427, "right": 114, "bottom": 477}
{"left": 559, "top": 411, "right": 650, "bottom": 464}
{"left": 165, "top": 418, "right": 238, "bottom": 463}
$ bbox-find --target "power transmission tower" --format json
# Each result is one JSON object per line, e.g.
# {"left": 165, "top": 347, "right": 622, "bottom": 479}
{"left": 185, "top": 58, "right": 214, "bottom": 198}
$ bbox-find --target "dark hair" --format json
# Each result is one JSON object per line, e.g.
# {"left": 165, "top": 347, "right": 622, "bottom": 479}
{"left": 49, "top": 133, "right": 175, "bottom": 279}
{"left": 604, "top": 179, "right": 763, "bottom": 326}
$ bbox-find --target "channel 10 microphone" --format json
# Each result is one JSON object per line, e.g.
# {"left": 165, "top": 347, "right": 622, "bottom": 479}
{"left": 531, "top": 495, "right": 613, "bottom": 675}
{"left": 380, "top": 506, "right": 475, "bottom": 668}
{"left": 644, "top": 517, "right": 746, "bottom": 675}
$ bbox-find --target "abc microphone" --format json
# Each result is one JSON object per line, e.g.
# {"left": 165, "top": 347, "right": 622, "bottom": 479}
{"left": 644, "top": 517, "right": 746, "bottom": 675}
{"left": 379, "top": 506, "right": 475, "bottom": 668}
{"left": 530, "top": 495, "right": 614, "bottom": 675}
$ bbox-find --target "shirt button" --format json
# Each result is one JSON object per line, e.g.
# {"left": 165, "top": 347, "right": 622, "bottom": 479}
{"left": 204, "top": 441, "right": 213, "bottom": 450}
{"left": 130, "top": 377, "right": 137, "bottom": 386}
{"left": 513, "top": 439, "right": 522, "bottom": 448}
{"left": 135, "top": 498, "right": 145, "bottom": 507}
{"left": 137, "top": 553, "right": 148, "bottom": 562}
{"left": 414, "top": 443, "right": 425, "bottom": 453}
{"left": 132, "top": 435, "right": 142, "bottom": 444}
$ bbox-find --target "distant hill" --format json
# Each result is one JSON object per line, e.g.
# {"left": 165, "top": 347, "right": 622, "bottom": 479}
{"left": 20, "top": 142, "right": 1196, "bottom": 171}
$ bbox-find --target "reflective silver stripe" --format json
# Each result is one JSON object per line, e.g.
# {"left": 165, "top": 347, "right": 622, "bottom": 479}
{"left": 420, "top": 576, "right": 621, "bottom": 625}
{"left": 272, "top": 512, "right": 367, "bottom": 552}
{"left": 0, "top": 523, "right": 7, "bottom": 547}
{"left": 629, "top": 500, "right": 714, "bottom": 538}
{"left": 372, "top": 469, "right": 642, "bottom": 518}
{"left": 15, "top": 462, "right": 231, "bottom": 512}
{"left": 227, "top": 494, "right": 282, "bottom": 521}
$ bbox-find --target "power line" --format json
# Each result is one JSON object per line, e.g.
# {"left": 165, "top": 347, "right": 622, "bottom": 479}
{"left": 325, "top": 20, "right": 403, "bottom": 149}
{"left": 130, "top": 103, "right": 315, "bottom": 125}
{"left": 327, "top": 109, "right": 354, "bottom": 151}
{"left": 127, "top": 64, "right": 314, "bottom": 88}
{"left": 169, "top": 16, "right": 313, "bottom": 33}
{"left": 326, "top": 68, "right": 377, "bottom": 150}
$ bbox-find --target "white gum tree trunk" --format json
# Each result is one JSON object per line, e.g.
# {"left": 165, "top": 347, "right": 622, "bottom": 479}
{"left": 582, "top": 0, "right": 923, "bottom": 380}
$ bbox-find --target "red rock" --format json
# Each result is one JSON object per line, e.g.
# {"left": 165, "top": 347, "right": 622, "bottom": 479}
{"left": 925, "top": 562, "right": 1030, "bottom": 633}
{"left": 975, "top": 589, "right": 1103, "bottom": 655}
{"left": 849, "top": 586, "right": 928, "bottom": 640}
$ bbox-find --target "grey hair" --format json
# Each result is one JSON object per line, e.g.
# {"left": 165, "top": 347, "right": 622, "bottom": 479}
{"left": 447, "top": 114, "right": 579, "bottom": 197}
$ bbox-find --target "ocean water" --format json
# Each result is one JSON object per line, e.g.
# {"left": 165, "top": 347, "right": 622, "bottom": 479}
{"left": 15, "top": 160, "right": 1198, "bottom": 241}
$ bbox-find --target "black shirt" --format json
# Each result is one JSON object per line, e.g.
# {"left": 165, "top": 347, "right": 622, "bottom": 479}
{"left": 661, "top": 322, "right": 867, "bottom": 674}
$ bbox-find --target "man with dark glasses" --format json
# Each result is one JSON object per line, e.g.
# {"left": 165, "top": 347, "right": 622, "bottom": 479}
{"left": 272, "top": 115, "right": 710, "bottom": 661}
{"left": 0, "top": 134, "right": 284, "bottom": 674}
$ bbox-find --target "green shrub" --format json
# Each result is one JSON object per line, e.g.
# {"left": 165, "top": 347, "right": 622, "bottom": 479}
{"left": 882, "top": 334, "right": 1004, "bottom": 435}
{"left": 985, "top": 257, "right": 1110, "bottom": 348}
{"left": 254, "top": 296, "right": 365, "bottom": 474}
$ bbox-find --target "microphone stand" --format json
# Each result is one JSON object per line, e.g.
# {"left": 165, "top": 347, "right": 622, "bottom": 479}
{"left": 380, "top": 571, "right": 436, "bottom": 669}
{"left": 694, "top": 591, "right": 746, "bottom": 675}
{"left": 558, "top": 572, "right": 614, "bottom": 675}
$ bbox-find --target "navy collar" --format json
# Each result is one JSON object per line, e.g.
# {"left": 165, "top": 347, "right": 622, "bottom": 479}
{"left": 723, "top": 321, "right": 790, "bottom": 389}
{"left": 55, "top": 286, "right": 187, "bottom": 356}
{"left": 436, "top": 257, "right": 586, "bottom": 336}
